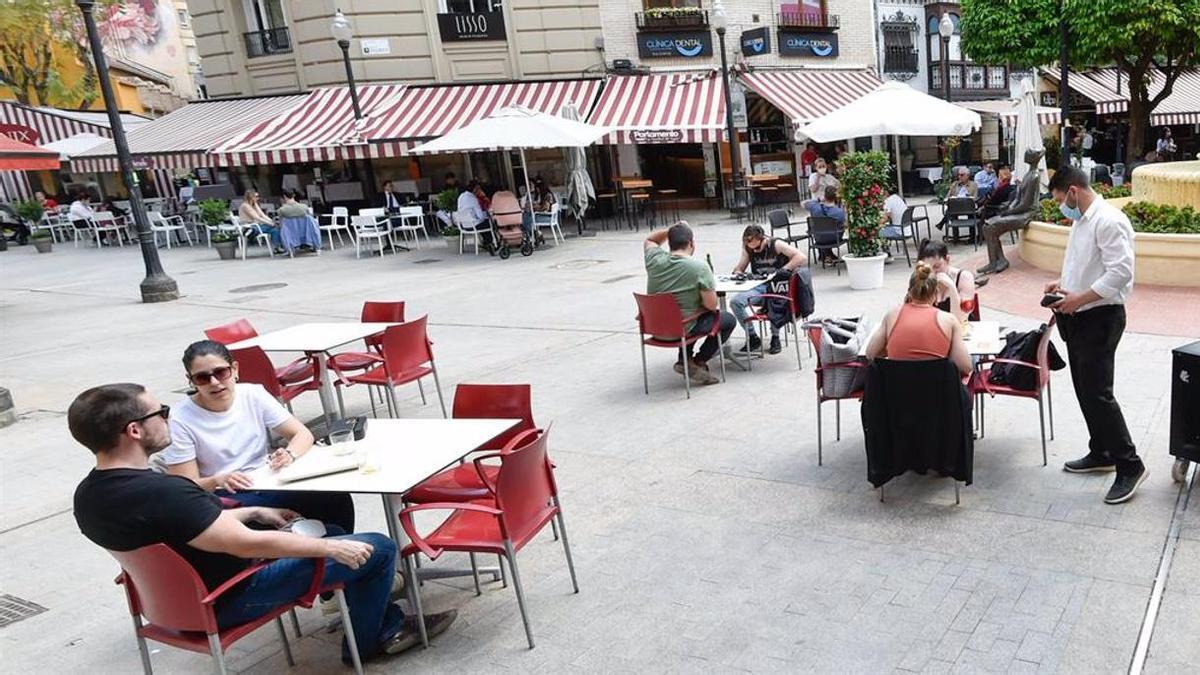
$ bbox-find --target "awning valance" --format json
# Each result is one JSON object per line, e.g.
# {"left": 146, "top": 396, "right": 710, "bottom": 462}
{"left": 959, "top": 99, "right": 1061, "bottom": 127}
{"left": 0, "top": 134, "right": 60, "bottom": 170}
{"left": 739, "top": 68, "right": 882, "bottom": 126}
{"left": 586, "top": 71, "right": 727, "bottom": 144}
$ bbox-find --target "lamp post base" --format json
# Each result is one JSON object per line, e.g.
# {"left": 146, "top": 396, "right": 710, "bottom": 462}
{"left": 140, "top": 273, "right": 181, "bottom": 303}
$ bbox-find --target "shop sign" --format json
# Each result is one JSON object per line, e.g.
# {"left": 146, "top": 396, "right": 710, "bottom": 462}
{"left": 360, "top": 38, "right": 391, "bottom": 55}
{"left": 740, "top": 27, "right": 770, "bottom": 57}
{"left": 778, "top": 31, "right": 838, "bottom": 58}
{"left": 0, "top": 124, "right": 39, "bottom": 144}
{"left": 630, "top": 129, "right": 684, "bottom": 143}
{"left": 637, "top": 31, "right": 713, "bottom": 59}
{"left": 437, "top": 12, "right": 507, "bottom": 42}
{"left": 131, "top": 157, "right": 155, "bottom": 170}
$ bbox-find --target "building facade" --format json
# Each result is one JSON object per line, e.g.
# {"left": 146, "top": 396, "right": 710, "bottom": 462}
{"left": 187, "top": 0, "right": 605, "bottom": 97}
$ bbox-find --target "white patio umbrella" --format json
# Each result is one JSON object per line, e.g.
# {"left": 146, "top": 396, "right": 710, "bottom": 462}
{"left": 1013, "top": 80, "right": 1048, "bottom": 191}
{"left": 560, "top": 102, "right": 596, "bottom": 235}
{"left": 795, "top": 81, "right": 982, "bottom": 196}
{"left": 41, "top": 132, "right": 106, "bottom": 160}
{"left": 409, "top": 105, "right": 609, "bottom": 213}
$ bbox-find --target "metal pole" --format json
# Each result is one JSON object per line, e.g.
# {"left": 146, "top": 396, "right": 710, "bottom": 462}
{"left": 339, "top": 39, "right": 377, "bottom": 202}
{"left": 942, "top": 36, "right": 952, "bottom": 165}
{"left": 76, "top": 0, "right": 178, "bottom": 303}
{"left": 716, "top": 27, "right": 743, "bottom": 216}
{"left": 1059, "top": 10, "right": 1070, "bottom": 168}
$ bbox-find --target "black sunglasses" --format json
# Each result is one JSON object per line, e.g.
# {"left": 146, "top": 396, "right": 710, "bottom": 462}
{"left": 188, "top": 366, "right": 234, "bottom": 385}
{"left": 128, "top": 404, "right": 170, "bottom": 426}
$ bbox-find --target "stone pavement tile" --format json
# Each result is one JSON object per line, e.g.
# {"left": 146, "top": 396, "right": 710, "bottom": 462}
{"left": 1055, "top": 579, "right": 1151, "bottom": 673}
{"left": 1015, "top": 630, "right": 1054, "bottom": 664}
{"left": 932, "top": 629, "right": 972, "bottom": 663}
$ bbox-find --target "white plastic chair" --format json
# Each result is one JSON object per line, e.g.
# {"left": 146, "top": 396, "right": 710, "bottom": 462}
{"left": 391, "top": 205, "right": 429, "bottom": 249}
{"left": 534, "top": 202, "right": 565, "bottom": 245}
{"left": 319, "top": 206, "right": 353, "bottom": 250}
{"left": 89, "top": 211, "right": 127, "bottom": 248}
{"left": 148, "top": 211, "right": 193, "bottom": 249}
{"left": 33, "top": 213, "right": 64, "bottom": 243}
{"left": 352, "top": 214, "right": 391, "bottom": 258}
{"left": 453, "top": 208, "right": 489, "bottom": 255}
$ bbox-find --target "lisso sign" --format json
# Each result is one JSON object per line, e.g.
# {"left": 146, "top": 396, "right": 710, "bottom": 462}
{"left": 437, "top": 11, "right": 507, "bottom": 42}
{"left": 637, "top": 30, "right": 713, "bottom": 59}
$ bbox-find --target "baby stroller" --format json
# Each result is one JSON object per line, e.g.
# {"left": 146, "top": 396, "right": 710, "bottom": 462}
{"left": 489, "top": 191, "right": 534, "bottom": 259}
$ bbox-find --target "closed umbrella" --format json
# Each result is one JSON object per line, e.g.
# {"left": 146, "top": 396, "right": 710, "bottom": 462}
{"left": 1013, "top": 80, "right": 1048, "bottom": 191}
{"left": 560, "top": 103, "right": 596, "bottom": 236}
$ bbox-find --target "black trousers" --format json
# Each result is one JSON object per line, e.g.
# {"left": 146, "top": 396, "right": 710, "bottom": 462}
{"left": 1057, "top": 305, "right": 1142, "bottom": 476}
{"left": 681, "top": 310, "right": 737, "bottom": 364}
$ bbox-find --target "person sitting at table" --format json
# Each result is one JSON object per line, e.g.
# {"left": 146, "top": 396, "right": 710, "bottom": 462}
{"left": 238, "top": 190, "right": 283, "bottom": 253}
{"left": 803, "top": 185, "right": 846, "bottom": 265}
{"left": 807, "top": 158, "right": 839, "bottom": 197}
{"left": 644, "top": 222, "right": 736, "bottom": 386}
{"left": 69, "top": 382, "right": 456, "bottom": 665}
{"left": 381, "top": 180, "right": 406, "bottom": 212}
{"left": 919, "top": 239, "right": 977, "bottom": 322}
{"left": 160, "top": 340, "right": 356, "bottom": 533}
{"left": 35, "top": 190, "right": 58, "bottom": 211}
{"left": 521, "top": 177, "right": 555, "bottom": 239}
{"left": 865, "top": 262, "right": 972, "bottom": 377}
{"left": 472, "top": 181, "right": 491, "bottom": 212}
{"left": 974, "top": 162, "right": 997, "bottom": 201}
{"left": 730, "top": 224, "right": 807, "bottom": 355}
{"left": 950, "top": 167, "right": 978, "bottom": 199}
{"left": 456, "top": 179, "right": 494, "bottom": 251}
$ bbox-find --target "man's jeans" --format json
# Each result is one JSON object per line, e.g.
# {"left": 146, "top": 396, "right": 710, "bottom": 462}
{"left": 247, "top": 225, "right": 282, "bottom": 248}
{"left": 730, "top": 283, "right": 779, "bottom": 338}
{"left": 682, "top": 310, "right": 737, "bottom": 363}
{"left": 215, "top": 532, "right": 403, "bottom": 663}
{"left": 215, "top": 488, "right": 355, "bottom": 533}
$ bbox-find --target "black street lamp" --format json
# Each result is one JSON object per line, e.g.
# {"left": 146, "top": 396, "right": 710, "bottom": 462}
{"left": 712, "top": 0, "right": 744, "bottom": 217}
{"left": 938, "top": 13, "right": 956, "bottom": 165}
{"left": 331, "top": 10, "right": 377, "bottom": 202}
{"left": 76, "top": 0, "right": 178, "bottom": 303}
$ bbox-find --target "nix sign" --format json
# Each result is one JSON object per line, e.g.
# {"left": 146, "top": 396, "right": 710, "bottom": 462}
{"left": 637, "top": 31, "right": 713, "bottom": 59}
{"left": 779, "top": 31, "right": 838, "bottom": 58}
{"left": 740, "top": 27, "right": 770, "bottom": 57}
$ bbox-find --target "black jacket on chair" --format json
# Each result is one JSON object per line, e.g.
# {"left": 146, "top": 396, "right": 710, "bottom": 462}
{"left": 860, "top": 358, "right": 973, "bottom": 488}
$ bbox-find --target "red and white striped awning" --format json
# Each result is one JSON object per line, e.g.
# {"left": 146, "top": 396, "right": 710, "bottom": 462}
{"left": 959, "top": 99, "right": 1061, "bottom": 128}
{"left": 0, "top": 101, "right": 137, "bottom": 145}
{"left": 215, "top": 85, "right": 407, "bottom": 166}
{"left": 1083, "top": 67, "right": 1200, "bottom": 125}
{"left": 738, "top": 69, "right": 882, "bottom": 126}
{"left": 1039, "top": 68, "right": 1126, "bottom": 114}
{"left": 367, "top": 79, "right": 602, "bottom": 151}
{"left": 70, "top": 95, "right": 307, "bottom": 173}
{"left": 587, "top": 71, "right": 727, "bottom": 144}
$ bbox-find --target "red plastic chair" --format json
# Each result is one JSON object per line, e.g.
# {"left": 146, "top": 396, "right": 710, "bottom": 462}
{"left": 108, "top": 544, "right": 363, "bottom": 675}
{"left": 969, "top": 315, "right": 1056, "bottom": 466}
{"left": 807, "top": 325, "right": 868, "bottom": 466}
{"left": 398, "top": 427, "right": 578, "bottom": 650}
{"left": 633, "top": 292, "right": 727, "bottom": 399}
{"left": 231, "top": 346, "right": 321, "bottom": 410}
{"left": 329, "top": 315, "right": 446, "bottom": 418}
{"left": 328, "top": 301, "right": 407, "bottom": 372}
{"left": 204, "top": 319, "right": 315, "bottom": 385}
{"left": 744, "top": 273, "right": 806, "bottom": 371}
{"left": 406, "top": 384, "right": 536, "bottom": 504}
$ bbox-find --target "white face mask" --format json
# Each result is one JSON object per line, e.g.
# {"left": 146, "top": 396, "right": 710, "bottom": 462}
{"left": 817, "top": 167, "right": 827, "bottom": 175}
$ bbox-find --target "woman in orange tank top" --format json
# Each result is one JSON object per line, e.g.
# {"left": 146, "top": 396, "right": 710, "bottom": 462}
{"left": 865, "top": 262, "right": 972, "bottom": 376}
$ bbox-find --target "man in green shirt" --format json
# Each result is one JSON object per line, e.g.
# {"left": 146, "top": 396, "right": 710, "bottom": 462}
{"left": 644, "top": 223, "right": 735, "bottom": 386}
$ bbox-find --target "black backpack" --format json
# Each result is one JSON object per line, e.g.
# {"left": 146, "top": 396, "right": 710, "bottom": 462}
{"left": 988, "top": 324, "right": 1065, "bottom": 390}
{"left": 766, "top": 268, "right": 815, "bottom": 328}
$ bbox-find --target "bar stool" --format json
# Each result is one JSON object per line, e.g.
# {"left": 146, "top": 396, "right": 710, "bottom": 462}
{"left": 753, "top": 185, "right": 778, "bottom": 222}
{"left": 595, "top": 191, "right": 618, "bottom": 231}
{"left": 628, "top": 192, "right": 652, "bottom": 231}
{"left": 656, "top": 189, "right": 680, "bottom": 224}
{"left": 734, "top": 186, "right": 754, "bottom": 223}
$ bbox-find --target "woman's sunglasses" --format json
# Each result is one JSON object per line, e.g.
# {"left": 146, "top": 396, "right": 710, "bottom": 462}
{"left": 188, "top": 366, "right": 234, "bottom": 385}
{"left": 127, "top": 404, "right": 170, "bottom": 426}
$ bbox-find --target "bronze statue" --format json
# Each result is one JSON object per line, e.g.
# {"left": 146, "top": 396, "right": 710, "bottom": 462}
{"left": 977, "top": 148, "right": 1045, "bottom": 275}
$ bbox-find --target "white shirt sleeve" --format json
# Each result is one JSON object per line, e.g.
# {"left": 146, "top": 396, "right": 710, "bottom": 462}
{"left": 159, "top": 418, "right": 198, "bottom": 466}
{"left": 1090, "top": 214, "right": 1135, "bottom": 299}
{"left": 250, "top": 384, "right": 293, "bottom": 430}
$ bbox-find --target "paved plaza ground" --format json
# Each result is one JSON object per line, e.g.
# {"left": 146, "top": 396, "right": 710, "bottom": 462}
{"left": 1, "top": 213, "right": 1197, "bottom": 674}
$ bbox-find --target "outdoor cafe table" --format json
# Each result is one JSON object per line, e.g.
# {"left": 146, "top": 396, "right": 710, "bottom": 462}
{"left": 715, "top": 274, "right": 768, "bottom": 371}
{"left": 229, "top": 322, "right": 400, "bottom": 426}
{"left": 246, "top": 417, "right": 519, "bottom": 577}
{"left": 617, "top": 178, "right": 653, "bottom": 230}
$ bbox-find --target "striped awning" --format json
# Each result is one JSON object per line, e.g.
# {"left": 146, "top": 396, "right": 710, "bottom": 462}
{"left": 215, "top": 85, "right": 407, "bottom": 166}
{"left": 1039, "top": 68, "right": 1126, "bottom": 113}
{"left": 738, "top": 69, "right": 883, "bottom": 126}
{"left": 959, "top": 99, "right": 1061, "bottom": 127}
{"left": 0, "top": 101, "right": 126, "bottom": 145}
{"left": 1083, "top": 67, "right": 1200, "bottom": 125}
{"left": 587, "top": 71, "right": 727, "bottom": 144}
{"left": 71, "top": 95, "right": 307, "bottom": 173}
{"left": 367, "top": 78, "right": 602, "bottom": 151}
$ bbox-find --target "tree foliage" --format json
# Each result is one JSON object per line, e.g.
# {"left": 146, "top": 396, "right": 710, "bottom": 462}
{"left": 0, "top": 0, "right": 118, "bottom": 108}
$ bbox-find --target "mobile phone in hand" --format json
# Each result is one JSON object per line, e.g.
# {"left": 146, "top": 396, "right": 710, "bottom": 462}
{"left": 1040, "top": 293, "right": 1063, "bottom": 308}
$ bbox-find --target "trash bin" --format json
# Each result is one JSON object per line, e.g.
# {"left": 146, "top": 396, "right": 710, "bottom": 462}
{"left": 1170, "top": 340, "right": 1200, "bottom": 482}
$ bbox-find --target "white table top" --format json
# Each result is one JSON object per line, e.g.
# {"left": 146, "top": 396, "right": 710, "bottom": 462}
{"left": 715, "top": 275, "right": 769, "bottom": 295}
{"left": 245, "top": 418, "right": 519, "bottom": 494}
{"left": 228, "top": 322, "right": 399, "bottom": 353}
{"left": 862, "top": 320, "right": 1002, "bottom": 357}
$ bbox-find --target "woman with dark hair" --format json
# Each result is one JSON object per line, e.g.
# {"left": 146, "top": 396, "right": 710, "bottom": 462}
{"left": 159, "top": 340, "right": 355, "bottom": 531}
{"left": 865, "top": 262, "right": 972, "bottom": 376}
{"left": 918, "top": 239, "right": 977, "bottom": 322}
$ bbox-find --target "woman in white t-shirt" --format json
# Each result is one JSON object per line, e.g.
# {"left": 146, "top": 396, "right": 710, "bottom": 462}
{"left": 160, "top": 340, "right": 355, "bottom": 531}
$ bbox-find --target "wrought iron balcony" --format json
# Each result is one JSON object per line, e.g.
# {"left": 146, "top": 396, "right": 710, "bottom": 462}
{"left": 635, "top": 9, "right": 709, "bottom": 31}
{"left": 929, "top": 60, "right": 1009, "bottom": 99}
{"left": 244, "top": 27, "right": 292, "bottom": 58}
{"left": 778, "top": 11, "right": 840, "bottom": 31}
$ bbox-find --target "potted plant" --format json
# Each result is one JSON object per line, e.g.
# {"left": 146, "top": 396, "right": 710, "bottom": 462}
{"left": 210, "top": 231, "right": 239, "bottom": 260}
{"left": 838, "top": 150, "right": 891, "bottom": 290}
{"left": 30, "top": 229, "right": 53, "bottom": 253}
{"left": 14, "top": 199, "right": 44, "bottom": 228}
{"left": 435, "top": 188, "right": 458, "bottom": 213}
{"left": 442, "top": 223, "right": 461, "bottom": 250}
{"left": 198, "top": 199, "right": 236, "bottom": 258}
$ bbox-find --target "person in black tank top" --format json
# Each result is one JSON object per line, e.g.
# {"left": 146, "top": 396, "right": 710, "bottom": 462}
{"left": 919, "top": 239, "right": 976, "bottom": 322}
{"left": 730, "top": 225, "right": 808, "bottom": 354}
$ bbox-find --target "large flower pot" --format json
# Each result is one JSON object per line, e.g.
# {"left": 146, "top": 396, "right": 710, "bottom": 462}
{"left": 844, "top": 253, "right": 887, "bottom": 290}
{"left": 32, "top": 238, "right": 52, "bottom": 253}
{"left": 214, "top": 240, "right": 238, "bottom": 260}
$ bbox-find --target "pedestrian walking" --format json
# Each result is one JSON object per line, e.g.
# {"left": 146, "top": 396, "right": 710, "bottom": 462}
{"left": 1044, "top": 166, "right": 1146, "bottom": 504}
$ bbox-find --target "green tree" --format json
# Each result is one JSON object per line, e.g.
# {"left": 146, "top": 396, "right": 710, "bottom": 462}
{"left": 960, "top": 0, "right": 1200, "bottom": 164}
{"left": 0, "top": 0, "right": 113, "bottom": 108}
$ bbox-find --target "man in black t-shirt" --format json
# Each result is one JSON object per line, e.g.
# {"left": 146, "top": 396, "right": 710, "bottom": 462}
{"left": 69, "top": 383, "right": 455, "bottom": 665}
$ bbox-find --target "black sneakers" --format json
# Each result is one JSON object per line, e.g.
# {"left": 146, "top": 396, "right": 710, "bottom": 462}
{"left": 737, "top": 334, "right": 763, "bottom": 354}
{"left": 768, "top": 335, "right": 782, "bottom": 354}
{"left": 383, "top": 610, "right": 458, "bottom": 656}
{"left": 1104, "top": 468, "right": 1148, "bottom": 505}
{"left": 1063, "top": 455, "right": 1117, "bottom": 473}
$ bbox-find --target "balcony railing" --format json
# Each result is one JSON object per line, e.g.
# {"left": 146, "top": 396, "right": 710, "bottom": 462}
{"left": 884, "top": 47, "right": 919, "bottom": 75}
{"left": 635, "top": 9, "right": 709, "bottom": 31}
{"left": 244, "top": 27, "right": 291, "bottom": 58}
{"left": 929, "top": 61, "right": 1009, "bottom": 98}
{"left": 778, "top": 11, "right": 840, "bottom": 31}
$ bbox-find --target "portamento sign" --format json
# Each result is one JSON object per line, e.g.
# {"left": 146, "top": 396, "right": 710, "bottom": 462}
{"left": 778, "top": 31, "right": 838, "bottom": 58}
{"left": 637, "top": 31, "right": 713, "bottom": 59}
{"left": 630, "top": 129, "right": 684, "bottom": 143}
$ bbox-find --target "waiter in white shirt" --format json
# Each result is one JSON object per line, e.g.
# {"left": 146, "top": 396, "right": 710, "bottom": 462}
{"left": 1044, "top": 166, "right": 1145, "bottom": 504}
